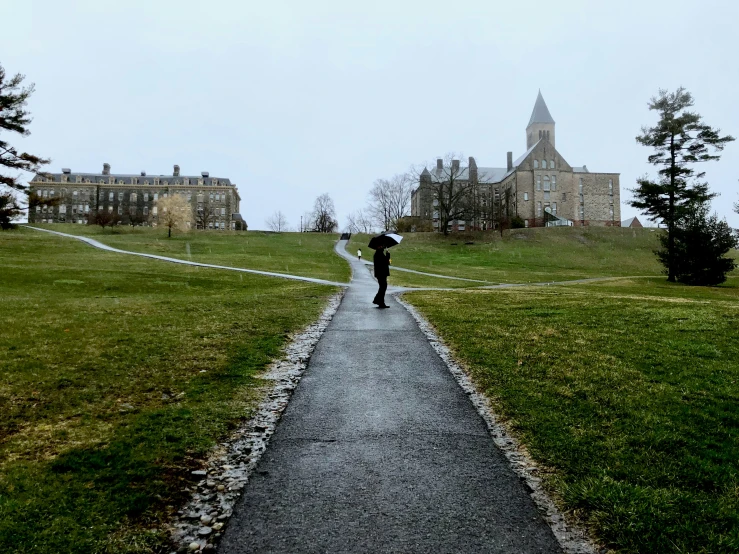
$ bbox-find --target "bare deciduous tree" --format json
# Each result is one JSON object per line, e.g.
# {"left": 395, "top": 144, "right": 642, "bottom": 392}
{"left": 412, "top": 153, "right": 477, "bottom": 236}
{"left": 311, "top": 193, "right": 338, "bottom": 233}
{"left": 196, "top": 198, "right": 217, "bottom": 230}
{"left": 159, "top": 194, "right": 192, "bottom": 238}
{"left": 344, "top": 208, "right": 374, "bottom": 234}
{"left": 265, "top": 210, "right": 288, "bottom": 232}
{"left": 367, "top": 173, "right": 413, "bottom": 232}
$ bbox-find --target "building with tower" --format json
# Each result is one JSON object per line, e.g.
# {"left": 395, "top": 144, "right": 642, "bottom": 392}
{"left": 411, "top": 91, "right": 620, "bottom": 231}
{"left": 27, "top": 163, "right": 246, "bottom": 230}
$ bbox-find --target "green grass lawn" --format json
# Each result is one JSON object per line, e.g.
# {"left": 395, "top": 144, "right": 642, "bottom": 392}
{"left": 404, "top": 277, "right": 739, "bottom": 553}
{"left": 26, "top": 224, "right": 350, "bottom": 283}
{"left": 349, "top": 228, "right": 665, "bottom": 286}
{"left": 0, "top": 228, "right": 338, "bottom": 553}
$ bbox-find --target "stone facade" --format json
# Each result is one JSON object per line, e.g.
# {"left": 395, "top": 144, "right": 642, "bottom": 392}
{"left": 411, "top": 92, "right": 621, "bottom": 230}
{"left": 28, "top": 164, "right": 246, "bottom": 230}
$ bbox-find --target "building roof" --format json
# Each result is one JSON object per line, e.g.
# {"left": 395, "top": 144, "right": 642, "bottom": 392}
{"left": 527, "top": 91, "right": 555, "bottom": 126}
{"left": 33, "top": 171, "right": 233, "bottom": 187}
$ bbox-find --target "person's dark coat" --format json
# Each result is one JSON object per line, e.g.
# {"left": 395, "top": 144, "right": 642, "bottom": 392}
{"left": 373, "top": 249, "right": 390, "bottom": 278}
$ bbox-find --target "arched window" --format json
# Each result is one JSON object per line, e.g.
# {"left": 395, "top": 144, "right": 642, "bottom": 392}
{"left": 546, "top": 130, "right": 550, "bottom": 141}
{"left": 539, "top": 130, "right": 542, "bottom": 139}
{"left": 550, "top": 159, "right": 555, "bottom": 169}
{"left": 542, "top": 160, "right": 547, "bottom": 169}
{"left": 533, "top": 160, "right": 539, "bottom": 169}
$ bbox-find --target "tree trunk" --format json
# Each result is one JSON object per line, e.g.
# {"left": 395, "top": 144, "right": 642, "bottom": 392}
{"left": 668, "top": 134, "right": 676, "bottom": 282}
{"left": 168, "top": 225, "right": 172, "bottom": 238}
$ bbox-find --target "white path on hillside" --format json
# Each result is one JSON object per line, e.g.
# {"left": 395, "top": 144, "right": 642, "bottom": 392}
{"left": 26, "top": 226, "right": 639, "bottom": 291}
{"left": 25, "top": 226, "right": 349, "bottom": 287}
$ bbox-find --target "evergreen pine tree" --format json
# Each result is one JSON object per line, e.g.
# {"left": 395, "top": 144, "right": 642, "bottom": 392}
{"left": 658, "top": 203, "right": 737, "bottom": 285}
{"left": 630, "top": 88, "right": 734, "bottom": 281}
{"left": 0, "top": 62, "right": 50, "bottom": 229}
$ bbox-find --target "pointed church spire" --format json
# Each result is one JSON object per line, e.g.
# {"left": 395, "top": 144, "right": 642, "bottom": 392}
{"left": 527, "top": 90, "right": 555, "bottom": 127}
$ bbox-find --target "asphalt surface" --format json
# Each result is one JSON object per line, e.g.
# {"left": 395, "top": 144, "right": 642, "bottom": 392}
{"left": 218, "top": 241, "right": 562, "bottom": 553}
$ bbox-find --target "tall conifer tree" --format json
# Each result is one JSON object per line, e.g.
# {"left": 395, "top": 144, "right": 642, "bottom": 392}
{"left": 0, "top": 62, "right": 50, "bottom": 229}
{"left": 630, "top": 88, "right": 734, "bottom": 281}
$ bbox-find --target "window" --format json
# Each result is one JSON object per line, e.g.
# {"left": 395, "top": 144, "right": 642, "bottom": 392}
{"left": 542, "top": 160, "right": 548, "bottom": 169}
{"left": 537, "top": 201, "right": 542, "bottom": 216}
{"left": 184, "top": 178, "right": 190, "bottom": 186}
{"left": 550, "top": 160, "right": 555, "bottom": 169}
{"left": 132, "top": 178, "right": 138, "bottom": 185}
{"left": 42, "top": 190, "right": 48, "bottom": 198}
{"left": 118, "top": 191, "right": 123, "bottom": 201}
{"left": 609, "top": 179, "right": 613, "bottom": 195}
{"left": 551, "top": 175, "right": 556, "bottom": 191}
{"left": 579, "top": 178, "right": 584, "bottom": 194}
{"left": 144, "top": 206, "right": 149, "bottom": 216}
{"left": 544, "top": 191, "right": 550, "bottom": 200}
{"left": 154, "top": 178, "right": 160, "bottom": 185}
{"left": 524, "top": 219, "right": 529, "bottom": 228}
{"left": 153, "top": 206, "right": 158, "bottom": 216}
{"left": 108, "top": 176, "right": 115, "bottom": 184}
{"left": 36, "top": 205, "right": 41, "bottom": 213}
{"left": 61, "top": 175, "right": 68, "bottom": 183}
{"left": 109, "top": 192, "right": 114, "bottom": 202}
{"left": 213, "top": 179, "right": 219, "bottom": 186}
{"left": 609, "top": 206, "right": 614, "bottom": 220}
{"left": 536, "top": 175, "right": 541, "bottom": 191}
{"left": 84, "top": 205, "right": 89, "bottom": 213}
{"left": 130, "top": 193, "right": 137, "bottom": 202}
{"left": 543, "top": 176, "right": 550, "bottom": 191}
{"left": 153, "top": 193, "right": 159, "bottom": 202}
{"left": 533, "top": 159, "right": 539, "bottom": 169}
{"left": 552, "top": 202, "right": 557, "bottom": 215}
{"left": 108, "top": 206, "right": 113, "bottom": 213}
{"left": 144, "top": 192, "right": 149, "bottom": 202}
{"left": 524, "top": 192, "right": 529, "bottom": 201}
{"left": 539, "top": 130, "right": 543, "bottom": 139}
{"left": 73, "top": 190, "right": 78, "bottom": 198}
{"left": 60, "top": 205, "right": 66, "bottom": 214}
{"left": 580, "top": 205, "right": 585, "bottom": 220}
{"left": 117, "top": 206, "right": 122, "bottom": 215}
{"left": 76, "top": 175, "right": 82, "bottom": 183}
{"left": 198, "top": 179, "right": 204, "bottom": 186}
{"left": 209, "top": 193, "right": 214, "bottom": 201}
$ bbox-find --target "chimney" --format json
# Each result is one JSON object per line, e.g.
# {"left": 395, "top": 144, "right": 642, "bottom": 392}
{"left": 141, "top": 171, "right": 146, "bottom": 176}
{"left": 451, "top": 159, "right": 460, "bottom": 173}
{"left": 468, "top": 157, "right": 478, "bottom": 183}
{"left": 102, "top": 163, "right": 110, "bottom": 175}
{"left": 62, "top": 168, "right": 71, "bottom": 174}
{"left": 507, "top": 152, "right": 513, "bottom": 171}
{"left": 201, "top": 171, "right": 209, "bottom": 178}
{"left": 173, "top": 165, "right": 180, "bottom": 177}
{"left": 436, "top": 159, "right": 443, "bottom": 171}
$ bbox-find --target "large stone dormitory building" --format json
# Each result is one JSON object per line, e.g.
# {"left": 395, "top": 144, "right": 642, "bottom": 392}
{"left": 411, "top": 91, "right": 620, "bottom": 231}
{"left": 28, "top": 163, "right": 246, "bottom": 230}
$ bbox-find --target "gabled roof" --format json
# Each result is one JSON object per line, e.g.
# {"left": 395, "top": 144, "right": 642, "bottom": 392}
{"left": 527, "top": 90, "right": 555, "bottom": 126}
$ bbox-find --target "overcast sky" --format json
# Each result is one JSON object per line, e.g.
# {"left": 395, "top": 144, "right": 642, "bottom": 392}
{"left": 4, "top": 0, "right": 738, "bottom": 229}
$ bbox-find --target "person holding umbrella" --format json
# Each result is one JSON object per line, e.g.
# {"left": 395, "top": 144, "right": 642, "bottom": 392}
{"left": 368, "top": 233, "right": 403, "bottom": 309}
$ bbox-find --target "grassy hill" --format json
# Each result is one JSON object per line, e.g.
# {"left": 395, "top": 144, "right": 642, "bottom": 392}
{"left": 25, "top": 224, "right": 350, "bottom": 284}
{"left": 350, "top": 227, "right": 668, "bottom": 286}
{"left": 0, "top": 228, "right": 338, "bottom": 553}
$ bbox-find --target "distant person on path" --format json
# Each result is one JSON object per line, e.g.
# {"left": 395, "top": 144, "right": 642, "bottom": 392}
{"left": 357, "top": 248, "right": 362, "bottom": 261}
{"left": 373, "top": 246, "right": 390, "bottom": 308}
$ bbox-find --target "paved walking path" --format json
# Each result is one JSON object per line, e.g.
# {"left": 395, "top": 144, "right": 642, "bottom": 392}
{"left": 23, "top": 226, "right": 349, "bottom": 287}
{"left": 218, "top": 241, "right": 562, "bottom": 553}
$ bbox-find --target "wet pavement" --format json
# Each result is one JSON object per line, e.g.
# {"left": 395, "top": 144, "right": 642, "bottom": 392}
{"left": 217, "top": 241, "right": 562, "bottom": 553}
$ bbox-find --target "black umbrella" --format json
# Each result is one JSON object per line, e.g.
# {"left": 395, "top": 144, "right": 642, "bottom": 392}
{"left": 368, "top": 233, "right": 403, "bottom": 250}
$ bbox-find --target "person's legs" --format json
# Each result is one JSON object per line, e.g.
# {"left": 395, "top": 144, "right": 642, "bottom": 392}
{"left": 374, "top": 275, "right": 388, "bottom": 307}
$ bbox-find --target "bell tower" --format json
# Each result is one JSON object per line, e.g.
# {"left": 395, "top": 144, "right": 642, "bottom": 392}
{"left": 526, "top": 90, "right": 555, "bottom": 149}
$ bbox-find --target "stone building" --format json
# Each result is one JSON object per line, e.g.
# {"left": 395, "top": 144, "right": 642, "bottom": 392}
{"left": 411, "top": 92, "right": 621, "bottom": 231}
{"left": 28, "top": 163, "right": 246, "bottom": 230}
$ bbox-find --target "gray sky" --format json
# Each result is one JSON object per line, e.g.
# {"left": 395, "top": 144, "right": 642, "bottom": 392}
{"left": 4, "top": 0, "right": 738, "bottom": 229}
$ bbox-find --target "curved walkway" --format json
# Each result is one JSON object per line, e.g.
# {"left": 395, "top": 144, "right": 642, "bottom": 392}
{"left": 24, "top": 226, "right": 349, "bottom": 287}
{"left": 217, "top": 240, "right": 563, "bottom": 553}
